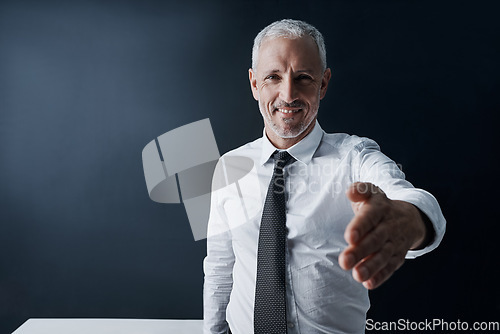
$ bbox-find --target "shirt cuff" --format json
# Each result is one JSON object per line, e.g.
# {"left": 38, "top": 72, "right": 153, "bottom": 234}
{"left": 386, "top": 188, "right": 446, "bottom": 259}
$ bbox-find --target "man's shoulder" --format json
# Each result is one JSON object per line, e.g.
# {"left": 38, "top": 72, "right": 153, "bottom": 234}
{"left": 321, "top": 132, "right": 381, "bottom": 153}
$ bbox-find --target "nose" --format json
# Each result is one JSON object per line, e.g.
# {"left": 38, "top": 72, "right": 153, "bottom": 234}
{"left": 279, "top": 76, "right": 298, "bottom": 103}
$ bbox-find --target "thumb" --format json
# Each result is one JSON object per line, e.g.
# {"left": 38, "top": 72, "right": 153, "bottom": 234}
{"left": 346, "top": 182, "right": 379, "bottom": 203}
{"left": 347, "top": 182, "right": 378, "bottom": 214}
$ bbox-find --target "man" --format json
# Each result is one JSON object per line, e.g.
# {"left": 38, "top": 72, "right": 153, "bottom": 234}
{"left": 204, "top": 19, "right": 445, "bottom": 334}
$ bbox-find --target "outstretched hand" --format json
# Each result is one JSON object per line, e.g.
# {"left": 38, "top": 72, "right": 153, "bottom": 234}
{"left": 339, "top": 182, "right": 429, "bottom": 289}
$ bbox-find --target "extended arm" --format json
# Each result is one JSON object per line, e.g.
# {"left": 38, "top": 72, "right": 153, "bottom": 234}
{"left": 339, "top": 139, "right": 446, "bottom": 289}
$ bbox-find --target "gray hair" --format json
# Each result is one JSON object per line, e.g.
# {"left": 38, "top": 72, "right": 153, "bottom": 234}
{"left": 251, "top": 19, "right": 327, "bottom": 72}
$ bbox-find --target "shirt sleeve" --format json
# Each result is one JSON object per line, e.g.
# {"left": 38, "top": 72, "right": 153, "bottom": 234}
{"left": 353, "top": 138, "right": 446, "bottom": 259}
{"left": 203, "top": 160, "right": 235, "bottom": 334}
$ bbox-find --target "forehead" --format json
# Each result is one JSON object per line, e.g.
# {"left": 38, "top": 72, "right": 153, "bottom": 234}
{"left": 256, "top": 36, "right": 322, "bottom": 73}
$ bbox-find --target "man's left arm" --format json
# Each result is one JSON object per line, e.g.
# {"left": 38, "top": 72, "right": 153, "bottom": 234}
{"left": 339, "top": 139, "right": 446, "bottom": 289}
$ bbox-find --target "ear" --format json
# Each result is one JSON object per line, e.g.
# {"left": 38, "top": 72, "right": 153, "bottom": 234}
{"left": 319, "top": 68, "right": 332, "bottom": 100}
{"left": 249, "top": 68, "right": 259, "bottom": 101}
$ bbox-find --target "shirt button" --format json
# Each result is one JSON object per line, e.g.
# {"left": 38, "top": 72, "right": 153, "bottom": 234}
{"left": 287, "top": 322, "right": 295, "bottom": 328}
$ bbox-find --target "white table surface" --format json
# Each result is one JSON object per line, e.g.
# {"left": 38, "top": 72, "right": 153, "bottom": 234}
{"left": 12, "top": 319, "right": 203, "bottom": 334}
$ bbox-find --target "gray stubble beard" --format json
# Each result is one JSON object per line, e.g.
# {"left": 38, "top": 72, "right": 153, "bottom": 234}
{"left": 258, "top": 98, "right": 319, "bottom": 139}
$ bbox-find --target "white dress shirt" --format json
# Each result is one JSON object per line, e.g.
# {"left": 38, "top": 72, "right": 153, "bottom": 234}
{"left": 203, "top": 121, "right": 446, "bottom": 334}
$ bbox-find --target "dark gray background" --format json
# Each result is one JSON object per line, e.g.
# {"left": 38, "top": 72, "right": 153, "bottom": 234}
{"left": 1, "top": 0, "right": 498, "bottom": 332}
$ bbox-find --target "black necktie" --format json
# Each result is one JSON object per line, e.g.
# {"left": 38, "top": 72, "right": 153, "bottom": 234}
{"left": 254, "top": 150, "right": 294, "bottom": 334}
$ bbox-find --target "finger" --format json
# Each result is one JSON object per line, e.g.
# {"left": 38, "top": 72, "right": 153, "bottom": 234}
{"left": 340, "top": 223, "right": 389, "bottom": 270}
{"left": 351, "top": 241, "right": 394, "bottom": 283}
{"left": 362, "top": 255, "right": 405, "bottom": 290}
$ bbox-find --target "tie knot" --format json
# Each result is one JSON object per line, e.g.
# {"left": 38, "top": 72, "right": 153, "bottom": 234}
{"left": 273, "top": 150, "right": 294, "bottom": 168}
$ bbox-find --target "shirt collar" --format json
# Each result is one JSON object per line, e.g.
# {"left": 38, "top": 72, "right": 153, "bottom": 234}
{"left": 259, "top": 120, "right": 324, "bottom": 166}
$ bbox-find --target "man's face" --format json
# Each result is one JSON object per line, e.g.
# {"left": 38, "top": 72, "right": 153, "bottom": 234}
{"left": 249, "top": 36, "right": 331, "bottom": 147}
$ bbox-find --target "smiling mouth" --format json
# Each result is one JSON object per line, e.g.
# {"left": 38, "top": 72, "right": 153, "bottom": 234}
{"left": 276, "top": 108, "right": 302, "bottom": 115}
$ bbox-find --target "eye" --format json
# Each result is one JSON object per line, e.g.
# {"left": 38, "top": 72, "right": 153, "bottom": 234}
{"left": 265, "top": 74, "right": 280, "bottom": 81}
{"left": 296, "top": 74, "right": 313, "bottom": 81}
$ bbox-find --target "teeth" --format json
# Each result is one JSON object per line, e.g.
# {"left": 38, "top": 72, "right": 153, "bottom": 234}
{"left": 278, "top": 108, "right": 299, "bottom": 114}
